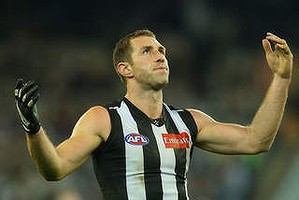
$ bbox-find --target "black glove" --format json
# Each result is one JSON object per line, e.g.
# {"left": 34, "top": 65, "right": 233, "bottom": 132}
{"left": 14, "top": 79, "right": 41, "bottom": 134}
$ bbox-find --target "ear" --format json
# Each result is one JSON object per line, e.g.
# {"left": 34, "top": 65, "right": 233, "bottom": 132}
{"left": 117, "top": 62, "right": 134, "bottom": 79}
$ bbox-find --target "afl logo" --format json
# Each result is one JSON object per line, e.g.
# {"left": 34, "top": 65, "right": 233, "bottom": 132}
{"left": 125, "top": 133, "right": 149, "bottom": 146}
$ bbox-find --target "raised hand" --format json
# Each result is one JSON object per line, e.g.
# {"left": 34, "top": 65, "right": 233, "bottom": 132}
{"left": 14, "top": 79, "right": 41, "bottom": 134}
{"left": 262, "top": 32, "right": 293, "bottom": 79}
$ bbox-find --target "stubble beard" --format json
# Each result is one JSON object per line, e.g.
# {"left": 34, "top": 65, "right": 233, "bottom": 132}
{"left": 150, "top": 74, "right": 169, "bottom": 91}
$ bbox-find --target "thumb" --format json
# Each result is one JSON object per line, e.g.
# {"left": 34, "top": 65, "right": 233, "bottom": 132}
{"left": 15, "top": 79, "right": 24, "bottom": 98}
{"left": 262, "top": 39, "right": 273, "bottom": 55}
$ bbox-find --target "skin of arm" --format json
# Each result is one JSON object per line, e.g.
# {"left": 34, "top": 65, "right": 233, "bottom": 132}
{"left": 189, "top": 32, "right": 293, "bottom": 155}
{"left": 26, "top": 106, "right": 110, "bottom": 181}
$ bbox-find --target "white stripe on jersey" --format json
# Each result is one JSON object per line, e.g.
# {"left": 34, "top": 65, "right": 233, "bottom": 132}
{"left": 151, "top": 124, "right": 178, "bottom": 200}
{"left": 116, "top": 101, "right": 147, "bottom": 200}
{"left": 164, "top": 104, "right": 192, "bottom": 199}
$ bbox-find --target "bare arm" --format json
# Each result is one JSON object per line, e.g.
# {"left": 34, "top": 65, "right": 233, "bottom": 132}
{"left": 26, "top": 106, "right": 110, "bottom": 181}
{"left": 14, "top": 80, "right": 111, "bottom": 181}
{"left": 189, "top": 32, "right": 293, "bottom": 155}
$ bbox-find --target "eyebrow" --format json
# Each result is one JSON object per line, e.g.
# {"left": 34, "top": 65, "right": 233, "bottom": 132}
{"left": 140, "top": 45, "right": 152, "bottom": 50}
{"left": 158, "top": 45, "right": 166, "bottom": 52}
{"left": 140, "top": 45, "right": 166, "bottom": 52}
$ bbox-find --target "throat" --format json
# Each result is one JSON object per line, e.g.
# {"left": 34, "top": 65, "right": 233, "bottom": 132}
{"left": 150, "top": 118, "right": 165, "bottom": 127}
{"left": 124, "top": 93, "right": 163, "bottom": 119}
{"left": 123, "top": 97, "right": 166, "bottom": 127}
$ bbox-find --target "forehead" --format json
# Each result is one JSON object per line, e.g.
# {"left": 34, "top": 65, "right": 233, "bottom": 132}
{"left": 130, "top": 36, "right": 164, "bottom": 50}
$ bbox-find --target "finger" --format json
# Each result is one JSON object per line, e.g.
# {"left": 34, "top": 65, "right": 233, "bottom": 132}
{"left": 266, "top": 32, "right": 280, "bottom": 38}
{"left": 28, "top": 92, "right": 40, "bottom": 107}
{"left": 266, "top": 33, "right": 286, "bottom": 45}
{"left": 262, "top": 39, "right": 273, "bottom": 54}
{"left": 22, "top": 85, "right": 39, "bottom": 105}
{"left": 14, "top": 79, "right": 24, "bottom": 97}
{"left": 20, "top": 80, "right": 37, "bottom": 99}
{"left": 276, "top": 43, "right": 292, "bottom": 55}
{"left": 266, "top": 32, "right": 284, "bottom": 41}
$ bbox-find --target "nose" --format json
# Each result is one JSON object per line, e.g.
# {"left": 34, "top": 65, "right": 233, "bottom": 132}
{"left": 153, "top": 50, "right": 165, "bottom": 62}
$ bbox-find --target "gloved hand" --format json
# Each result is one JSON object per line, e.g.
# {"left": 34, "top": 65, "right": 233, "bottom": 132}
{"left": 14, "top": 79, "right": 41, "bottom": 134}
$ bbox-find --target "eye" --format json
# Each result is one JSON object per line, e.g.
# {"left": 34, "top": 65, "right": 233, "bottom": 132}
{"left": 159, "top": 49, "right": 166, "bottom": 55}
{"left": 142, "top": 48, "right": 150, "bottom": 55}
{"left": 158, "top": 47, "right": 166, "bottom": 55}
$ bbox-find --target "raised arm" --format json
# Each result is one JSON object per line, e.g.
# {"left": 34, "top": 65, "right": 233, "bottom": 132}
{"left": 189, "top": 32, "right": 293, "bottom": 155}
{"left": 15, "top": 80, "right": 110, "bottom": 180}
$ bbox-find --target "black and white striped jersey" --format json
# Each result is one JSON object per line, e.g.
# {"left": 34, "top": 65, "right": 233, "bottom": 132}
{"left": 92, "top": 98, "right": 198, "bottom": 200}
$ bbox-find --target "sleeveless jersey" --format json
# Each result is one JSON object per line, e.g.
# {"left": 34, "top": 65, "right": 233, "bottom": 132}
{"left": 92, "top": 98, "right": 198, "bottom": 200}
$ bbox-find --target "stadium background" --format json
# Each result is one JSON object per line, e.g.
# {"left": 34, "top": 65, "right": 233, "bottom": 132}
{"left": 1, "top": 0, "right": 299, "bottom": 199}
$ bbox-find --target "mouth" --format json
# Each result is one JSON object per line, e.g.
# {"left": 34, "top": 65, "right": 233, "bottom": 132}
{"left": 154, "top": 64, "right": 168, "bottom": 72}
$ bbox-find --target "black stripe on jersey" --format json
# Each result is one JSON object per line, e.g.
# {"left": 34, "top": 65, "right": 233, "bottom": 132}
{"left": 92, "top": 106, "right": 128, "bottom": 200}
{"left": 107, "top": 108, "right": 129, "bottom": 200}
{"left": 140, "top": 120, "right": 164, "bottom": 200}
{"left": 177, "top": 109, "right": 198, "bottom": 142}
{"left": 177, "top": 109, "right": 198, "bottom": 158}
{"left": 164, "top": 106, "right": 188, "bottom": 200}
{"left": 124, "top": 99, "right": 163, "bottom": 200}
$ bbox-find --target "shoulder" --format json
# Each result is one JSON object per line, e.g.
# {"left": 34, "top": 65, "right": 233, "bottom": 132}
{"left": 165, "top": 104, "right": 209, "bottom": 120}
{"left": 164, "top": 104, "right": 200, "bottom": 124}
{"left": 80, "top": 106, "right": 110, "bottom": 123}
{"left": 85, "top": 105, "right": 110, "bottom": 117}
{"left": 74, "top": 105, "right": 111, "bottom": 141}
{"left": 163, "top": 104, "right": 199, "bottom": 135}
{"left": 186, "top": 108, "right": 216, "bottom": 131}
{"left": 186, "top": 108, "right": 213, "bottom": 119}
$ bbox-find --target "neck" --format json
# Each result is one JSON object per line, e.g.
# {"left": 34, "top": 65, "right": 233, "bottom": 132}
{"left": 125, "top": 88, "right": 164, "bottom": 119}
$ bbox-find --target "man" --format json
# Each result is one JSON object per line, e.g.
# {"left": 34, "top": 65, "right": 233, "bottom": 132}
{"left": 15, "top": 29, "right": 293, "bottom": 200}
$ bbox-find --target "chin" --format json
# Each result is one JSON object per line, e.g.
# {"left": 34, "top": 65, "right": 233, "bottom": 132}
{"left": 153, "top": 80, "right": 169, "bottom": 91}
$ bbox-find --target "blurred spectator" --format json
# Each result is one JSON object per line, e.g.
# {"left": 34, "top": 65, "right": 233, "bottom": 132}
{"left": 54, "top": 190, "right": 82, "bottom": 200}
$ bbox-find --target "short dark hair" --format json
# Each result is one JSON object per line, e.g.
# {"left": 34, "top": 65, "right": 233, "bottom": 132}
{"left": 112, "top": 29, "right": 156, "bottom": 82}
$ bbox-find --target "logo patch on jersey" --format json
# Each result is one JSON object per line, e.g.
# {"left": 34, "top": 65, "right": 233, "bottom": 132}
{"left": 125, "top": 133, "right": 149, "bottom": 146}
{"left": 162, "top": 132, "right": 191, "bottom": 149}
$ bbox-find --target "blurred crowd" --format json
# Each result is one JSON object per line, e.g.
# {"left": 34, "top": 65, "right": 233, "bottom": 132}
{"left": 1, "top": 0, "right": 299, "bottom": 199}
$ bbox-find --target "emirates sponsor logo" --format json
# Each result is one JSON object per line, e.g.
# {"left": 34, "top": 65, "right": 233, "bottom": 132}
{"left": 162, "top": 132, "right": 191, "bottom": 149}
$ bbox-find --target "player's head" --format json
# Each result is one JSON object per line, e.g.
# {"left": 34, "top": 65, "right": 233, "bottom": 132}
{"left": 113, "top": 29, "right": 156, "bottom": 83}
